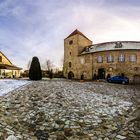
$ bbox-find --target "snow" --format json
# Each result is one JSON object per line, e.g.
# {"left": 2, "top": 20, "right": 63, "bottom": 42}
{"left": 0, "top": 79, "right": 30, "bottom": 96}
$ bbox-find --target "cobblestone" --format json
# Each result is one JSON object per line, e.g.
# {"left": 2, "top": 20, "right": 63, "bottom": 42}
{"left": 0, "top": 80, "right": 139, "bottom": 139}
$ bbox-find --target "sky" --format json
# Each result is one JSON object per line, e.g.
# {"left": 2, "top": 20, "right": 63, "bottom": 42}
{"left": 0, "top": 0, "right": 140, "bottom": 70}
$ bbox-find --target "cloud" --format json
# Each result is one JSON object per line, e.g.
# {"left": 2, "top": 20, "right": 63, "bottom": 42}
{"left": 0, "top": 0, "right": 140, "bottom": 69}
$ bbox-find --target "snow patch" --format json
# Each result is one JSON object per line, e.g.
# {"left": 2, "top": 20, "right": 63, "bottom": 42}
{"left": 0, "top": 79, "right": 30, "bottom": 96}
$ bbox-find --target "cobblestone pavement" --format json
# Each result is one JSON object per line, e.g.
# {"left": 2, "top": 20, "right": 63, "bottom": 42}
{"left": 0, "top": 80, "right": 140, "bottom": 140}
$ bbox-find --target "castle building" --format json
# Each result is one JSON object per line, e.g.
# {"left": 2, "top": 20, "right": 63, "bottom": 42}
{"left": 63, "top": 29, "right": 140, "bottom": 84}
{"left": 0, "top": 51, "right": 22, "bottom": 78}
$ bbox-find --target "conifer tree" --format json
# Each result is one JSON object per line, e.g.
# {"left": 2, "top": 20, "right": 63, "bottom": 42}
{"left": 29, "top": 56, "right": 42, "bottom": 80}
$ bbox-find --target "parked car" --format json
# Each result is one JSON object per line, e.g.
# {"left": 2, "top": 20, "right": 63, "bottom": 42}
{"left": 107, "top": 76, "right": 129, "bottom": 84}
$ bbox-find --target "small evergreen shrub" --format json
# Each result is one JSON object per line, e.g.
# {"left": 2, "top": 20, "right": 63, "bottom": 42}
{"left": 29, "top": 56, "right": 42, "bottom": 80}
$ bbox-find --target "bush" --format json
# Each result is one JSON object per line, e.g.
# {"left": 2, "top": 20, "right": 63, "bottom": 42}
{"left": 53, "top": 71, "right": 64, "bottom": 78}
{"left": 29, "top": 56, "right": 42, "bottom": 80}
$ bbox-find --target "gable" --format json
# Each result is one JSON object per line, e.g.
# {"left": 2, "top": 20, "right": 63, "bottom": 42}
{"left": 0, "top": 51, "right": 13, "bottom": 66}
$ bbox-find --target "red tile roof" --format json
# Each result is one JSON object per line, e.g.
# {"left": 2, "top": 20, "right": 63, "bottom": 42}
{"left": 65, "top": 29, "right": 92, "bottom": 41}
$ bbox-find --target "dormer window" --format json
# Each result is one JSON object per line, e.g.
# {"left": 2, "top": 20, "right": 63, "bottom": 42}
{"left": 115, "top": 42, "right": 123, "bottom": 48}
{"left": 85, "top": 47, "right": 89, "bottom": 52}
{"left": 69, "top": 40, "right": 73, "bottom": 45}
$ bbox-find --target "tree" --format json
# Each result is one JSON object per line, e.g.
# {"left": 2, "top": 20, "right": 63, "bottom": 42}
{"left": 46, "top": 59, "right": 52, "bottom": 71}
{"left": 29, "top": 56, "right": 42, "bottom": 80}
{"left": 49, "top": 69, "right": 53, "bottom": 79}
{"left": 27, "top": 60, "right": 31, "bottom": 70}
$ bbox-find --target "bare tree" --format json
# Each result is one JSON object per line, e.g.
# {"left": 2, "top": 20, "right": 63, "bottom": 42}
{"left": 46, "top": 60, "right": 52, "bottom": 71}
{"left": 27, "top": 60, "right": 31, "bottom": 70}
{"left": 60, "top": 56, "right": 64, "bottom": 68}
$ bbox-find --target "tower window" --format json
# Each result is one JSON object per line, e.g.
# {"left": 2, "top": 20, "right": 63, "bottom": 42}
{"left": 119, "top": 54, "right": 125, "bottom": 62}
{"left": 0, "top": 56, "right": 2, "bottom": 62}
{"left": 69, "top": 62, "right": 72, "bottom": 68}
{"left": 107, "top": 55, "right": 113, "bottom": 63}
{"left": 69, "top": 40, "right": 73, "bottom": 45}
{"left": 97, "top": 56, "right": 103, "bottom": 63}
{"left": 130, "top": 55, "right": 137, "bottom": 62}
{"left": 70, "top": 52, "right": 71, "bottom": 55}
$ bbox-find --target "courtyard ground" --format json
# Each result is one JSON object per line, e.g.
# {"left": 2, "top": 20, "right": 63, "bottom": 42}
{"left": 0, "top": 80, "right": 140, "bottom": 140}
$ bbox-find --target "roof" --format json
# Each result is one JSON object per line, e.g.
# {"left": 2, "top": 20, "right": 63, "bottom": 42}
{"left": 81, "top": 41, "right": 140, "bottom": 55}
{"left": 0, "top": 64, "right": 22, "bottom": 70}
{"left": 0, "top": 51, "right": 22, "bottom": 70}
{"left": 0, "top": 51, "right": 12, "bottom": 65}
{"left": 65, "top": 29, "right": 92, "bottom": 41}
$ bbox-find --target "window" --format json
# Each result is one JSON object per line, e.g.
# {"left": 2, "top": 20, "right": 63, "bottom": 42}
{"left": 69, "top": 62, "right": 71, "bottom": 68}
{"left": 130, "top": 55, "right": 137, "bottom": 62}
{"left": 107, "top": 55, "right": 113, "bottom": 63}
{"left": 70, "top": 52, "right": 71, "bottom": 55}
{"left": 119, "top": 54, "right": 125, "bottom": 62}
{"left": 0, "top": 56, "right": 2, "bottom": 62}
{"left": 69, "top": 40, "right": 73, "bottom": 45}
{"left": 97, "top": 56, "right": 103, "bottom": 63}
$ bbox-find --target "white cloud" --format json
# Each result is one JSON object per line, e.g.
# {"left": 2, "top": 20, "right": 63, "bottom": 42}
{"left": 0, "top": 0, "right": 140, "bottom": 70}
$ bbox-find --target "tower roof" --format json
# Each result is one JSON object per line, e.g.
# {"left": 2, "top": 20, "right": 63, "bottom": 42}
{"left": 65, "top": 29, "right": 92, "bottom": 41}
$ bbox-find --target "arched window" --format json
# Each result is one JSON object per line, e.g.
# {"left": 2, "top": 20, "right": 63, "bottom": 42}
{"left": 107, "top": 55, "right": 113, "bottom": 63}
{"left": 130, "top": 55, "right": 137, "bottom": 62}
{"left": 69, "top": 62, "right": 72, "bottom": 68}
{"left": 0, "top": 56, "right": 2, "bottom": 62}
{"left": 119, "top": 54, "right": 125, "bottom": 62}
{"left": 97, "top": 56, "right": 103, "bottom": 63}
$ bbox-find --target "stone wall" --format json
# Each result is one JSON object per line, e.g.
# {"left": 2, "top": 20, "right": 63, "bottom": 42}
{"left": 63, "top": 32, "right": 140, "bottom": 82}
{"left": 92, "top": 50, "right": 140, "bottom": 81}
{"left": 63, "top": 34, "right": 92, "bottom": 79}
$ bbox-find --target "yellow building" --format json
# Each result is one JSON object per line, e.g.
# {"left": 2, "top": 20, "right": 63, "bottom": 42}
{"left": 0, "top": 51, "right": 22, "bottom": 78}
{"left": 63, "top": 29, "right": 140, "bottom": 84}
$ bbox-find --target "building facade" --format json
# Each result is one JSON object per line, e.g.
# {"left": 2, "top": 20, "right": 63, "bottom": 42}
{"left": 63, "top": 29, "right": 140, "bottom": 84}
{"left": 0, "top": 51, "right": 22, "bottom": 78}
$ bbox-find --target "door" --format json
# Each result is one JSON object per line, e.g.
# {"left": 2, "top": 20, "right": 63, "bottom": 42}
{"left": 68, "top": 71, "right": 74, "bottom": 79}
{"left": 98, "top": 68, "right": 106, "bottom": 79}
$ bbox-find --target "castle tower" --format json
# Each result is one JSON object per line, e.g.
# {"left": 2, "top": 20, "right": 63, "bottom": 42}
{"left": 63, "top": 29, "right": 92, "bottom": 79}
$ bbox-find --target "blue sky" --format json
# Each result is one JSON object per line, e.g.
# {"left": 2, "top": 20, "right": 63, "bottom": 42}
{"left": 0, "top": 0, "right": 140, "bottom": 69}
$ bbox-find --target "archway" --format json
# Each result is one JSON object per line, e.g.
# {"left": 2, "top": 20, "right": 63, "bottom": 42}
{"left": 98, "top": 68, "right": 106, "bottom": 79}
{"left": 68, "top": 71, "right": 74, "bottom": 79}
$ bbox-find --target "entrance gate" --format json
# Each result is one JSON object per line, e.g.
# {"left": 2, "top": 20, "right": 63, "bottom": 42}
{"left": 98, "top": 68, "right": 106, "bottom": 79}
{"left": 68, "top": 71, "right": 74, "bottom": 79}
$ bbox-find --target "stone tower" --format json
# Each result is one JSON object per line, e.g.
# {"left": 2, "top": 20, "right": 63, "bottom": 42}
{"left": 63, "top": 29, "right": 92, "bottom": 79}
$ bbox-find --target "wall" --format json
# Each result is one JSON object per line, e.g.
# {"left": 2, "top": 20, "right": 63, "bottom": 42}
{"left": 92, "top": 50, "right": 140, "bottom": 81}
{"left": 63, "top": 34, "right": 92, "bottom": 79}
